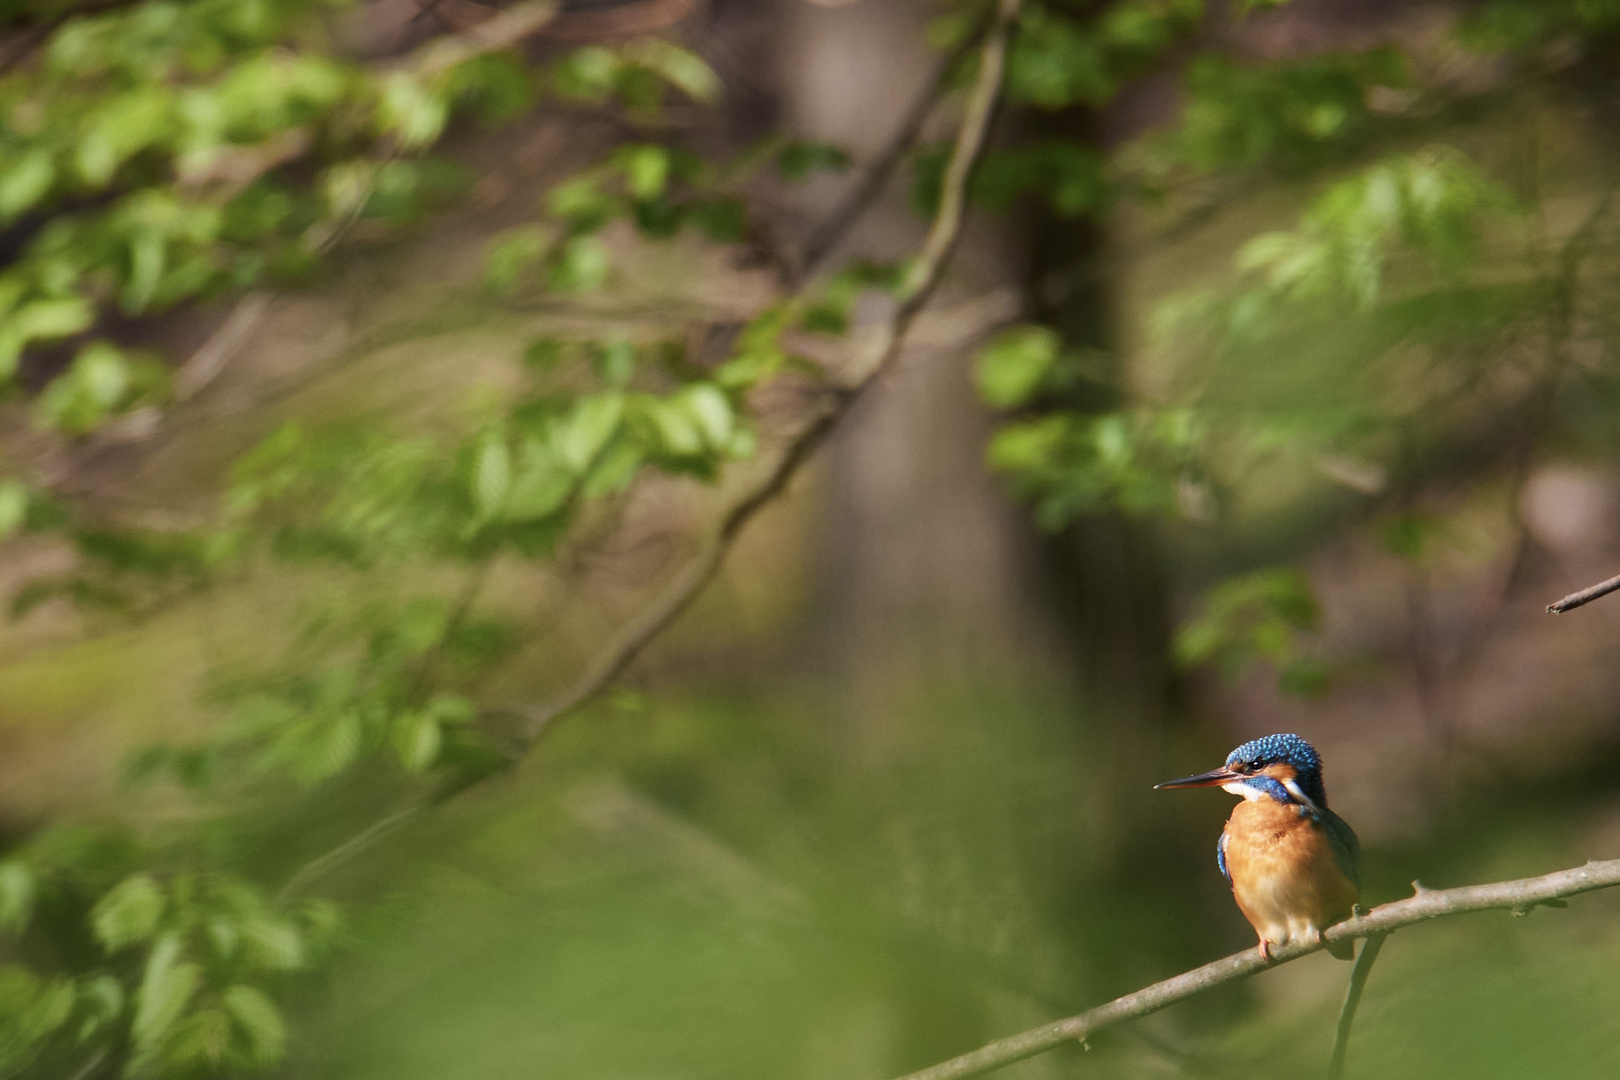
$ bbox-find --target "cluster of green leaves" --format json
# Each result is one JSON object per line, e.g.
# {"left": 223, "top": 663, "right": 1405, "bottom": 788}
{"left": 1458, "top": 0, "right": 1620, "bottom": 52}
{"left": 0, "top": 824, "right": 333, "bottom": 1078}
{"left": 484, "top": 127, "right": 856, "bottom": 298}
{"left": 998, "top": 0, "right": 1204, "bottom": 111}
{"left": 1162, "top": 49, "right": 1410, "bottom": 176}
{"left": 965, "top": 0, "right": 1594, "bottom": 695}
{"left": 0, "top": 0, "right": 720, "bottom": 433}
{"left": 1173, "top": 567, "right": 1331, "bottom": 697}
{"left": 137, "top": 595, "right": 503, "bottom": 788}
{"left": 0, "top": 2, "right": 851, "bottom": 1071}
{"left": 485, "top": 140, "right": 743, "bottom": 294}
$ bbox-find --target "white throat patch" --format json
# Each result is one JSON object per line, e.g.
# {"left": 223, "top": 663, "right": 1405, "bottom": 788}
{"left": 1280, "top": 777, "right": 1322, "bottom": 814}
{"left": 1221, "top": 777, "right": 1323, "bottom": 814}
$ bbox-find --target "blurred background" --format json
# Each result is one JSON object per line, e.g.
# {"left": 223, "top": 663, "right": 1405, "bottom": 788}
{"left": 3, "top": 0, "right": 1620, "bottom": 1077}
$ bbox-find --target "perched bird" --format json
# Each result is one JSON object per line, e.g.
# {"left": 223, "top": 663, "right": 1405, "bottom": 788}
{"left": 1156, "top": 733, "right": 1361, "bottom": 960}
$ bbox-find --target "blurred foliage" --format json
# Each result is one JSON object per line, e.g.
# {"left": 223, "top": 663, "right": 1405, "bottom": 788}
{"left": 4, "top": 0, "right": 1620, "bottom": 1077}
{"left": 970, "top": 0, "right": 1620, "bottom": 698}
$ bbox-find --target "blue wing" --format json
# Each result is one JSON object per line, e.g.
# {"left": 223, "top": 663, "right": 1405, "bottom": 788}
{"left": 1216, "top": 830, "right": 1232, "bottom": 886}
{"left": 1322, "top": 809, "right": 1362, "bottom": 889}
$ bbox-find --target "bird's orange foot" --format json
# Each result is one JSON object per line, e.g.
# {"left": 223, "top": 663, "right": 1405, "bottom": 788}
{"left": 1258, "top": 939, "right": 1273, "bottom": 962}
{"left": 1314, "top": 928, "right": 1327, "bottom": 949}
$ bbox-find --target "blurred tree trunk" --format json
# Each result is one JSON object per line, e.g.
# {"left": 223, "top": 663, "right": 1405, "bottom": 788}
{"left": 1018, "top": 102, "right": 1184, "bottom": 880}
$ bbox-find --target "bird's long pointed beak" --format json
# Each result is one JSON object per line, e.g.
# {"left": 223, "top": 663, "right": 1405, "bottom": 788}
{"left": 1154, "top": 766, "right": 1242, "bottom": 790}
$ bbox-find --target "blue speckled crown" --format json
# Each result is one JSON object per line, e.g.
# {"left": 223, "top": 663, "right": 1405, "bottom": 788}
{"left": 1227, "top": 733, "right": 1327, "bottom": 807}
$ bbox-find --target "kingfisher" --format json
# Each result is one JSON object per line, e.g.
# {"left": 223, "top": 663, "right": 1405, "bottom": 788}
{"left": 1156, "top": 733, "right": 1361, "bottom": 961}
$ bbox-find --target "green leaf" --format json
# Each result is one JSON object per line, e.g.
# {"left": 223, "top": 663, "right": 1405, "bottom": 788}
{"left": 555, "top": 394, "right": 625, "bottom": 473}
{"left": 580, "top": 439, "right": 643, "bottom": 498}
{"left": 75, "top": 974, "right": 124, "bottom": 1042}
{"left": 292, "top": 712, "right": 361, "bottom": 785}
{"left": 238, "top": 915, "right": 305, "bottom": 970}
{"left": 164, "top": 1008, "right": 230, "bottom": 1069}
{"left": 377, "top": 71, "right": 448, "bottom": 149}
{"left": 623, "top": 39, "right": 722, "bottom": 103}
{"left": 392, "top": 710, "right": 442, "bottom": 772}
{"left": 547, "top": 235, "right": 612, "bottom": 292}
{"left": 223, "top": 985, "right": 286, "bottom": 1065}
{"left": 0, "top": 482, "right": 30, "bottom": 542}
{"left": 647, "top": 398, "right": 702, "bottom": 456}
{"left": 679, "top": 385, "right": 733, "bottom": 449}
{"left": 0, "top": 861, "right": 35, "bottom": 933}
{"left": 0, "top": 966, "right": 75, "bottom": 1069}
{"left": 130, "top": 933, "right": 201, "bottom": 1066}
{"left": 505, "top": 441, "right": 574, "bottom": 521}
{"left": 592, "top": 339, "right": 637, "bottom": 386}
{"left": 0, "top": 151, "right": 54, "bottom": 222}
{"left": 91, "top": 874, "right": 166, "bottom": 952}
{"left": 974, "top": 325, "right": 1060, "bottom": 408}
{"left": 13, "top": 297, "right": 94, "bottom": 343}
{"left": 34, "top": 343, "right": 139, "bottom": 435}
{"left": 470, "top": 434, "right": 511, "bottom": 518}
{"left": 484, "top": 225, "right": 551, "bottom": 294}
{"left": 552, "top": 45, "right": 622, "bottom": 102}
{"left": 617, "top": 144, "right": 671, "bottom": 200}
{"left": 776, "top": 140, "right": 851, "bottom": 181}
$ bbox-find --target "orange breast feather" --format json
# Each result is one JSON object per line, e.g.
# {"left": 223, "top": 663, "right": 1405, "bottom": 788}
{"left": 1222, "top": 799, "right": 1359, "bottom": 947}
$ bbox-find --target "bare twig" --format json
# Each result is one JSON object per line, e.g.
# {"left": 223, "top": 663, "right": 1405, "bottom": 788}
{"left": 1547, "top": 572, "right": 1620, "bottom": 613}
{"left": 173, "top": 294, "right": 274, "bottom": 401}
{"left": 888, "top": 858, "right": 1620, "bottom": 1080}
{"left": 798, "top": 28, "right": 982, "bottom": 276}
{"left": 62, "top": 1048, "right": 109, "bottom": 1080}
{"left": 1327, "top": 932, "right": 1385, "bottom": 1080}
{"left": 541, "top": 0, "right": 701, "bottom": 42}
{"left": 275, "top": 804, "right": 426, "bottom": 904}
{"left": 410, "top": 0, "right": 561, "bottom": 78}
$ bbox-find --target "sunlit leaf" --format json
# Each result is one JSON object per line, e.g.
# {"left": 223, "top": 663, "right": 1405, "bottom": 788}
{"left": 91, "top": 874, "right": 166, "bottom": 952}
{"left": 0, "top": 862, "right": 35, "bottom": 933}
{"left": 393, "top": 710, "right": 442, "bottom": 772}
{"left": 555, "top": 394, "right": 625, "bottom": 473}
{"left": 623, "top": 39, "right": 721, "bottom": 103}
{"left": 0, "top": 151, "right": 54, "bottom": 222}
{"left": 130, "top": 933, "right": 201, "bottom": 1064}
{"left": 223, "top": 984, "right": 286, "bottom": 1065}
{"left": 679, "top": 385, "right": 733, "bottom": 449}
{"left": 0, "top": 483, "right": 27, "bottom": 542}
{"left": 471, "top": 434, "right": 511, "bottom": 518}
{"left": 975, "top": 325, "right": 1060, "bottom": 408}
{"left": 377, "top": 71, "right": 448, "bottom": 149}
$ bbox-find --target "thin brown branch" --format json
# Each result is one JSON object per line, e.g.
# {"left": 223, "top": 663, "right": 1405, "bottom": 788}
{"left": 1547, "top": 572, "right": 1620, "bottom": 613}
{"left": 889, "top": 858, "right": 1620, "bottom": 1080}
{"left": 275, "top": 803, "right": 426, "bottom": 904}
{"left": 172, "top": 294, "right": 273, "bottom": 401}
{"left": 1327, "top": 932, "right": 1385, "bottom": 1080}
{"left": 797, "top": 28, "right": 982, "bottom": 277}
{"left": 409, "top": 0, "right": 561, "bottom": 79}
{"left": 514, "top": 0, "right": 1021, "bottom": 744}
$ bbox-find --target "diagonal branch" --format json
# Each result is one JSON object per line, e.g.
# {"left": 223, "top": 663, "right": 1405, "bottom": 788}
{"left": 887, "top": 858, "right": 1620, "bottom": 1080}
{"left": 513, "top": 0, "right": 1022, "bottom": 746}
{"left": 797, "top": 28, "right": 983, "bottom": 277}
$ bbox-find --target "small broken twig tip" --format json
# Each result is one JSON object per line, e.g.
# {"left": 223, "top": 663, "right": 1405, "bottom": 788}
{"left": 1545, "top": 571, "right": 1620, "bottom": 614}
